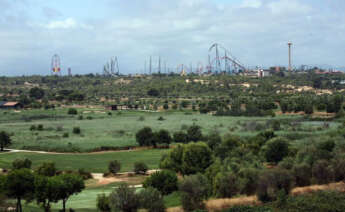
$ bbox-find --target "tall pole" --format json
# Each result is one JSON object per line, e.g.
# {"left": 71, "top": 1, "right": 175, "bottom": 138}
{"left": 288, "top": 42, "right": 292, "bottom": 72}
{"left": 149, "top": 56, "right": 152, "bottom": 75}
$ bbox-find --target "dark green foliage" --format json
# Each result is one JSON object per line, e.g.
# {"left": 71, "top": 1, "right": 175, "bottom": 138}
{"left": 0, "top": 131, "right": 11, "bottom": 151}
{"left": 36, "top": 162, "right": 57, "bottom": 177}
{"left": 261, "top": 137, "right": 289, "bottom": 163}
{"left": 143, "top": 170, "right": 178, "bottom": 195}
{"left": 224, "top": 206, "right": 272, "bottom": 212}
{"left": 187, "top": 125, "right": 203, "bottom": 142}
{"left": 4, "top": 169, "right": 35, "bottom": 212}
{"left": 12, "top": 158, "right": 32, "bottom": 170}
{"left": 179, "top": 174, "right": 211, "bottom": 211}
{"left": 108, "top": 160, "right": 121, "bottom": 174}
{"left": 57, "top": 174, "right": 85, "bottom": 212}
{"left": 332, "top": 157, "right": 345, "bottom": 181}
{"left": 97, "top": 194, "right": 111, "bottom": 212}
{"left": 134, "top": 162, "right": 148, "bottom": 174}
{"left": 160, "top": 144, "right": 184, "bottom": 173}
{"left": 67, "top": 108, "right": 78, "bottom": 115}
{"left": 152, "top": 129, "right": 172, "bottom": 147}
{"left": 292, "top": 163, "right": 312, "bottom": 187}
{"left": 278, "top": 157, "right": 295, "bottom": 170}
{"left": 136, "top": 127, "right": 154, "bottom": 146}
{"left": 257, "top": 168, "right": 294, "bottom": 203}
{"left": 63, "top": 133, "right": 69, "bottom": 138}
{"left": 206, "top": 131, "right": 222, "bottom": 150}
{"left": 34, "top": 175, "right": 63, "bottom": 212}
{"left": 213, "top": 172, "right": 239, "bottom": 198}
{"left": 77, "top": 168, "right": 93, "bottom": 180}
{"left": 238, "top": 168, "right": 260, "bottom": 195}
{"left": 37, "top": 124, "right": 44, "bottom": 131}
{"left": 138, "top": 187, "right": 165, "bottom": 212}
{"left": 215, "top": 135, "right": 241, "bottom": 160}
{"left": 312, "top": 160, "right": 334, "bottom": 184}
{"left": 29, "top": 87, "right": 45, "bottom": 99}
{"left": 72, "top": 127, "right": 81, "bottom": 134}
{"left": 182, "top": 142, "right": 213, "bottom": 175}
{"left": 318, "top": 140, "right": 335, "bottom": 152}
{"left": 147, "top": 88, "right": 160, "bottom": 97}
{"left": 163, "top": 103, "right": 169, "bottom": 110}
{"left": 109, "top": 183, "right": 140, "bottom": 212}
{"left": 173, "top": 131, "right": 189, "bottom": 144}
{"left": 30, "top": 125, "right": 37, "bottom": 131}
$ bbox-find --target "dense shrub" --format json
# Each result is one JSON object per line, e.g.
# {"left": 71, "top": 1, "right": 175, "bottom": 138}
{"left": 134, "top": 162, "right": 148, "bottom": 175}
{"left": 138, "top": 187, "right": 165, "bottom": 212}
{"left": 12, "top": 158, "right": 32, "bottom": 170}
{"left": 36, "top": 162, "right": 56, "bottom": 176}
{"left": 292, "top": 163, "right": 311, "bottom": 187}
{"left": 261, "top": 137, "right": 289, "bottom": 163}
{"left": 312, "top": 160, "right": 334, "bottom": 184}
{"left": 182, "top": 142, "right": 213, "bottom": 175}
{"left": 173, "top": 131, "right": 189, "bottom": 144}
{"left": 136, "top": 127, "right": 154, "bottom": 146}
{"left": 97, "top": 194, "right": 111, "bottom": 212}
{"left": 179, "top": 174, "right": 211, "bottom": 211}
{"left": 37, "top": 124, "right": 44, "bottom": 131}
{"left": 73, "top": 127, "right": 81, "bottom": 134}
{"left": 67, "top": 108, "right": 78, "bottom": 115}
{"left": 108, "top": 160, "right": 121, "bottom": 175}
{"left": 257, "top": 168, "right": 294, "bottom": 202}
{"left": 213, "top": 172, "right": 239, "bottom": 198}
{"left": 152, "top": 129, "right": 172, "bottom": 147}
{"left": 187, "top": 125, "right": 203, "bottom": 142}
{"left": 238, "top": 168, "right": 260, "bottom": 195}
{"left": 143, "top": 170, "right": 178, "bottom": 195}
{"left": 109, "top": 183, "right": 139, "bottom": 212}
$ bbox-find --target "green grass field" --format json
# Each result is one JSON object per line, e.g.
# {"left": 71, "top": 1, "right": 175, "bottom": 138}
{"left": 0, "top": 149, "right": 167, "bottom": 173}
{"left": 1, "top": 108, "right": 332, "bottom": 152}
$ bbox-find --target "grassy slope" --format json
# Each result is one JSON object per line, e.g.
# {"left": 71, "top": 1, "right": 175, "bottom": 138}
{"left": 0, "top": 149, "right": 167, "bottom": 173}
{"left": 0, "top": 108, "right": 321, "bottom": 152}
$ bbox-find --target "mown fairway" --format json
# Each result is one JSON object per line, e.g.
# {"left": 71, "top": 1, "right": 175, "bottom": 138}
{"left": 0, "top": 149, "right": 167, "bottom": 173}
{"left": 1, "top": 108, "right": 337, "bottom": 152}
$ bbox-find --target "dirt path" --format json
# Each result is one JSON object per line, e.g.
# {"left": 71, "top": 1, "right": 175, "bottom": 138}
{"left": 3, "top": 147, "right": 157, "bottom": 155}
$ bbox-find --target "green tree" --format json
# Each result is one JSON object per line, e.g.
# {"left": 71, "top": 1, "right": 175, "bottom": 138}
{"left": 179, "top": 173, "right": 211, "bottom": 211}
{"left": 152, "top": 129, "right": 172, "bottom": 147}
{"left": 12, "top": 158, "right": 32, "bottom": 170}
{"left": 0, "top": 131, "right": 11, "bottom": 152}
{"left": 34, "top": 175, "right": 63, "bottom": 212}
{"left": 57, "top": 174, "right": 85, "bottom": 212}
{"left": 182, "top": 142, "right": 213, "bottom": 175}
{"left": 143, "top": 170, "right": 178, "bottom": 195}
{"left": 160, "top": 144, "right": 184, "bottom": 173}
{"left": 135, "top": 127, "right": 154, "bottom": 146}
{"left": 97, "top": 194, "right": 111, "bottom": 212}
{"left": 109, "top": 183, "right": 140, "bottom": 212}
{"left": 187, "top": 125, "right": 203, "bottom": 142}
{"left": 134, "top": 162, "right": 148, "bottom": 175}
{"left": 108, "top": 160, "right": 121, "bottom": 175}
{"left": 4, "top": 169, "right": 35, "bottom": 212}
{"left": 29, "top": 87, "right": 45, "bottom": 99}
{"left": 213, "top": 172, "right": 239, "bottom": 198}
{"left": 261, "top": 137, "right": 289, "bottom": 163}
{"left": 138, "top": 187, "right": 165, "bottom": 212}
{"left": 36, "top": 162, "right": 57, "bottom": 177}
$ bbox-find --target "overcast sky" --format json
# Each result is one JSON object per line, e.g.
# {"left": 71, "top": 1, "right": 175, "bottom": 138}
{"left": 0, "top": 0, "right": 344, "bottom": 76}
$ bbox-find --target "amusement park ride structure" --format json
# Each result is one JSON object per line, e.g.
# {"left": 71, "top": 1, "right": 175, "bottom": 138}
{"left": 51, "top": 54, "right": 61, "bottom": 75}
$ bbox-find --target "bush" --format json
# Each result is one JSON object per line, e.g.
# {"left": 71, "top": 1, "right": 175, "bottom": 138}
{"left": 143, "top": 170, "right": 178, "bottom": 195}
{"left": 187, "top": 125, "right": 203, "bottom": 142}
{"left": 261, "top": 137, "right": 289, "bottom": 164}
{"left": 138, "top": 187, "right": 165, "bottom": 212}
{"left": 173, "top": 131, "right": 189, "bottom": 144}
{"left": 238, "top": 168, "right": 260, "bottom": 195}
{"left": 30, "top": 125, "right": 36, "bottom": 131}
{"left": 108, "top": 160, "right": 121, "bottom": 175}
{"left": 257, "top": 168, "right": 294, "bottom": 202}
{"left": 86, "top": 116, "right": 93, "bottom": 120}
{"left": 78, "top": 168, "right": 93, "bottom": 180}
{"left": 37, "top": 124, "right": 44, "bottom": 131}
{"left": 213, "top": 172, "right": 239, "bottom": 198}
{"left": 12, "top": 158, "right": 32, "bottom": 170}
{"left": 179, "top": 173, "right": 211, "bottom": 211}
{"left": 63, "top": 133, "right": 69, "bottom": 138}
{"left": 97, "top": 194, "right": 111, "bottom": 212}
{"left": 78, "top": 115, "right": 83, "bottom": 120}
{"left": 163, "top": 103, "right": 169, "bottom": 110}
{"left": 152, "top": 129, "right": 172, "bottom": 147}
{"left": 36, "top": 162, "right": 56, "bottom": 176}
{"left": 312, "top": 160, "right": 334, "bottom": 184}
{"left": 68, "top": 108, "right": 78, "bottom": 115}
{"left": 73, "top": 127, "right": 81, "bottom": 134}
{"left": 182, "top": 142, "right": 213, "bottom": 175}
{"left": 109, "top": 183, "right": 139, "bottom": 212}
{"left": 292, "top": 163, "right": 311, "bottom": 187}
{"left": 136, "top": 127, "right": 154, "bottom": 146}
{"left": 134, "top": 162, "right": 148, "bottom": 175}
